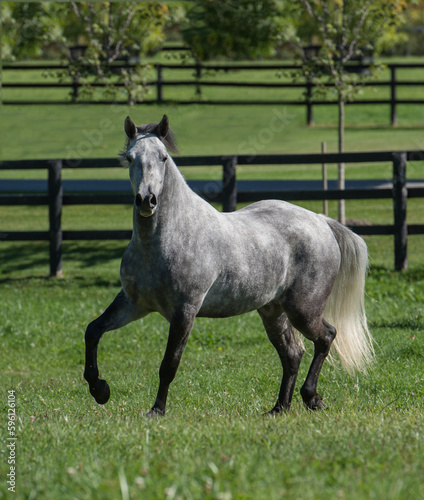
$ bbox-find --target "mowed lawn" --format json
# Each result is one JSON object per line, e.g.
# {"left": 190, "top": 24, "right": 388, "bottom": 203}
{"left": 0, "top": 247, "right": 423, "bottom": 500}
{"left": 1, "top": 65, "right": 424, "bottom": 498}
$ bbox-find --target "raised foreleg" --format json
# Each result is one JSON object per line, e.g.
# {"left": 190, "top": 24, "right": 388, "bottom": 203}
{"left": 258, "top": 302, "right": 304, "bottom": 414}
{"left": 147, "top": 305, "right": 197, "bottom": 417}
{"left": 84, "top": 289, "right": 143, "bottom": 405}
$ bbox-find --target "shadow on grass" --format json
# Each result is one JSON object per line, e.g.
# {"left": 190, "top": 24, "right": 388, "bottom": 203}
{"left": 0, "top": 242, "right": 50, "bottom": 276}
{"left": 0, "top": 241, "right": 126, "bottom": 285}
{"left": 62, "top": 241, "right": 126, "bottom": 268}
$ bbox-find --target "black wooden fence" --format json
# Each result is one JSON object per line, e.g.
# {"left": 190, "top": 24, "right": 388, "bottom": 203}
{"left": 1, "top": 151, "right": 424, "bottom": 276}
{"left": 3, "top": 62, "right": 424, "bottom": 125}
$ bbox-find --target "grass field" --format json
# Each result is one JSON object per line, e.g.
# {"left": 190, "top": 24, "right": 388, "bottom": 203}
{"left": 0, "top": 251, "right": 423, "bottom": 500}
{"left": 1, "top": 58, "right": 424, "bottom": 499}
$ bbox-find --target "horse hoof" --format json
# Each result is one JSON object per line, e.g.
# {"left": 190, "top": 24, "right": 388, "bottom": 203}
{"left": 305, "top": 395, "right": 325, "bottom": 411}
{"left": 145, "top": 407, "right": 165, "bottom": 418}
{"left": 90, "top": 379, "right": 110, "bottom": 405}
{"left": 264, "top": 406, "right": 288, "bottom": 417}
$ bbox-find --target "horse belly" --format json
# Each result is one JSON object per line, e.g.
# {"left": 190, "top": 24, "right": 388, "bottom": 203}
{"left": 197, "top": 274, "right": 281, "bottom": 318}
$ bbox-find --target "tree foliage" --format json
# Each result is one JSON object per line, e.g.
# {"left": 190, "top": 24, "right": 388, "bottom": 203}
{"left": 182, "top": 0, "right": 285, "bottom": 61}
{"left": 1, "top": 1, "right": 64, "bottom": 60}
{"left": 65, "top": 2, "right": 170, "bottom": 103}
{"left": 285, "top": 0, "right": 408, "bottom": 224}
{"left": 289, "top": 0, "right": 408, "bottom": 93}
{"left": 1, "top": 1, "right": 172, "bottom": 103}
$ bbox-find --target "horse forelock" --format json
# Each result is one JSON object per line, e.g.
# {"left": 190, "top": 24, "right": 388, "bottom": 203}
{"left": 119, "top": 121, "right": 178, "bottom": 167}
{"left": 137, "top": 122, "right": 179, "bottom": 155}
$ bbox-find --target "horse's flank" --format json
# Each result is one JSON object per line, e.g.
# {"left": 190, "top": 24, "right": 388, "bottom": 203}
{"left": 121, "top": 148, "right": 339, "bottom": 322}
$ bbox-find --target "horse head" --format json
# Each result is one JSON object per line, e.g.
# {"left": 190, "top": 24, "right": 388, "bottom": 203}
{"left": 122, "top": 115, "right": 178, "bottom": 218}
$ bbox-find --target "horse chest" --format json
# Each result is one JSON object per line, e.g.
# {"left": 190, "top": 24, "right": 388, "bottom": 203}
{"left": 120, "top": 245, "right": 197, "bottom": 317}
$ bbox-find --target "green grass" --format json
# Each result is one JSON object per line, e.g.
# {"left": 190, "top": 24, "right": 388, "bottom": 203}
{"left": 1, "top": 58, "right": 424, "bottom": 499}
{"left": 1, "top": 57, "right": 424, "bottom": 164}
{"left": 0, "top": 264, "right": 423, "bottom": 500}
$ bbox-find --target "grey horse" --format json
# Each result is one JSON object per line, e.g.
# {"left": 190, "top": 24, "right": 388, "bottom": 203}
{"left": 84, "top": 115, "right": 374, "bottom": 416}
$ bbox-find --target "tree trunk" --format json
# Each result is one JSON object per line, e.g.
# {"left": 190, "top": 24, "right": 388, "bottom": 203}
{"left": 338, "top": 93, "right": 345, "bottom": 225}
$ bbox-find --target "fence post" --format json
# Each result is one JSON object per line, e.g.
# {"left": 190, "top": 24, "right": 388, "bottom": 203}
{"left": 156, "top": 64, "right": 163, "bottom": 103}
{"left": 393, "top": 152, "right": 407, "bottom": 271}
{"left": 48, "top": 160, "right": 63, "bottom": 277}
{"left": 390, "top": 66, "right": 397, "bottom": 127}
{"left": 222, "top": 156, "right": 237, "bottom": 212}
{"left": 195, "top": 62, "right": 202, "bottom": 96}
{"left": 306, "top": 76, "right": 314, "bottom": 126}
{"left": 72, "top": 75, "right": 79, "bottom": 102}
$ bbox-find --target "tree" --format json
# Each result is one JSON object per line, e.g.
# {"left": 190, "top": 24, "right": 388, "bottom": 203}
{"left": 1, "top": 2, "right": 64, "bottom": 60}
{"left": 287, "top": 0, "right": 408, "bottom": 224}
{"left": 64, "top": 2, "right": 170, "bottom": 104}
{"left": 182, "top": 0, "right": 285, "bottom": 61}
{"left": 1, "top": 1, "right": 171, "bottom": 104}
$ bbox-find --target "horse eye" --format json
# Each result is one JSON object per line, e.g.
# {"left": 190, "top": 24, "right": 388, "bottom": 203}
{"left": 126, "top": 155, "right": 132, "bottom": 163}
{"left": 162, "top": 155, "right": 168, "bottom": 163}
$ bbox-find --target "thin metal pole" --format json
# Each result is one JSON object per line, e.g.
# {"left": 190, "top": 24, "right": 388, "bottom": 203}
{"left": 390, "top": 66, "right": 397, "bottom": 127}
{"left": 321, "top": 142, "right": 328, "bottom": 216}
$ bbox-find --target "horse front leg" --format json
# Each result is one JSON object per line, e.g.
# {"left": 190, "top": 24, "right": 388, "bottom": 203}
{"left": 84, "top": 289, "right": 140, "bottom": 405}
{"left": 147, "top": 305, "right": 196, "bottom": 417}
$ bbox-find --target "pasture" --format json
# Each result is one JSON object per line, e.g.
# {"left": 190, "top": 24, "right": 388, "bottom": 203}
{"left": 1, "top": 66, "right": 424, "bottom": 498}
{"left": 1, "top": 249, "right": 423, "bottom": 499}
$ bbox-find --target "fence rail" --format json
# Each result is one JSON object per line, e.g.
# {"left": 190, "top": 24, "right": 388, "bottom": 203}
{"left": 1, "top": 150, "right": 424, "bottom": 276}
{"left": 3, "top": 62, "right": 424, "bottom": 125}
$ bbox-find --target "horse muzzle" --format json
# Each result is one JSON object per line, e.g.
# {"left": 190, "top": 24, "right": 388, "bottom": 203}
{"left": 135, "top": 192, "right": 158, "bottom": 217}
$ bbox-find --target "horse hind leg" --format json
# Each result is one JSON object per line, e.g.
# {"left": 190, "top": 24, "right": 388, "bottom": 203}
{"left": 295, "top": 317, "right": 336, "bottom": 411}
{"left": 258, "top": 303, "right": 304, "bottom": 414}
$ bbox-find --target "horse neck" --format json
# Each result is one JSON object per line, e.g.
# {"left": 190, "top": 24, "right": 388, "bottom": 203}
{"left": 132, "top": 157, "right": 198, "bottom": 240}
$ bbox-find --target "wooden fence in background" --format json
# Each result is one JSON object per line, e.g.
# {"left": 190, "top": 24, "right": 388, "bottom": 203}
{"left": 3, "top": 62, "right": 424, "bottom": 125}
{"left": 1, "top": 151, "right": 424, "bottom": 276}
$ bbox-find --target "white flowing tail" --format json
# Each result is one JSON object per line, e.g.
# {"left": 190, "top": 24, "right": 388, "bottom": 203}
{"left": 323, "top": 217, "right": 374, "bottom": 373}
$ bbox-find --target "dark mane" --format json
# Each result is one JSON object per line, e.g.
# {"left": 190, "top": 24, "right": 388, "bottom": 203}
{"left": 137, "top": 122, "right": 179, "bottom": 155}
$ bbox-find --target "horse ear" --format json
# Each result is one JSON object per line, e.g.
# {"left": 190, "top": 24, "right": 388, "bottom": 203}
{"left": 124, "top": 116, "right": 137, "bottom": 139}
{"left": 158, "top": 114, "right": 169, "bottom": 139}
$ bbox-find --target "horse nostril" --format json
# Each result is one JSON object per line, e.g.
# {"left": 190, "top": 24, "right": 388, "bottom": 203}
{"left": 135, "top": 193, "right": 142, "bottom": 207}
{"left": 150, "top": 194, "right": 157, "bottom": 208}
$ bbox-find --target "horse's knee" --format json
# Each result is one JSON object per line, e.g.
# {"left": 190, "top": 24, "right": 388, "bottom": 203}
{"left": 85, "top": 320, "right": 103, "bottom": 346}
{"left": 84, "top": 322, "right": 103, "bottom": 382}
{"left": 289, "top": 344, "right": 304, "bottom": 371}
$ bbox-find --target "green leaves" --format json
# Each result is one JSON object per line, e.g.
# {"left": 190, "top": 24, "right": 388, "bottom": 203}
{"left": 1, "top": 1, "right": 171, "bottom": 104}
{"left": 182, "top": 0, "right": 285, "bottom": 61}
